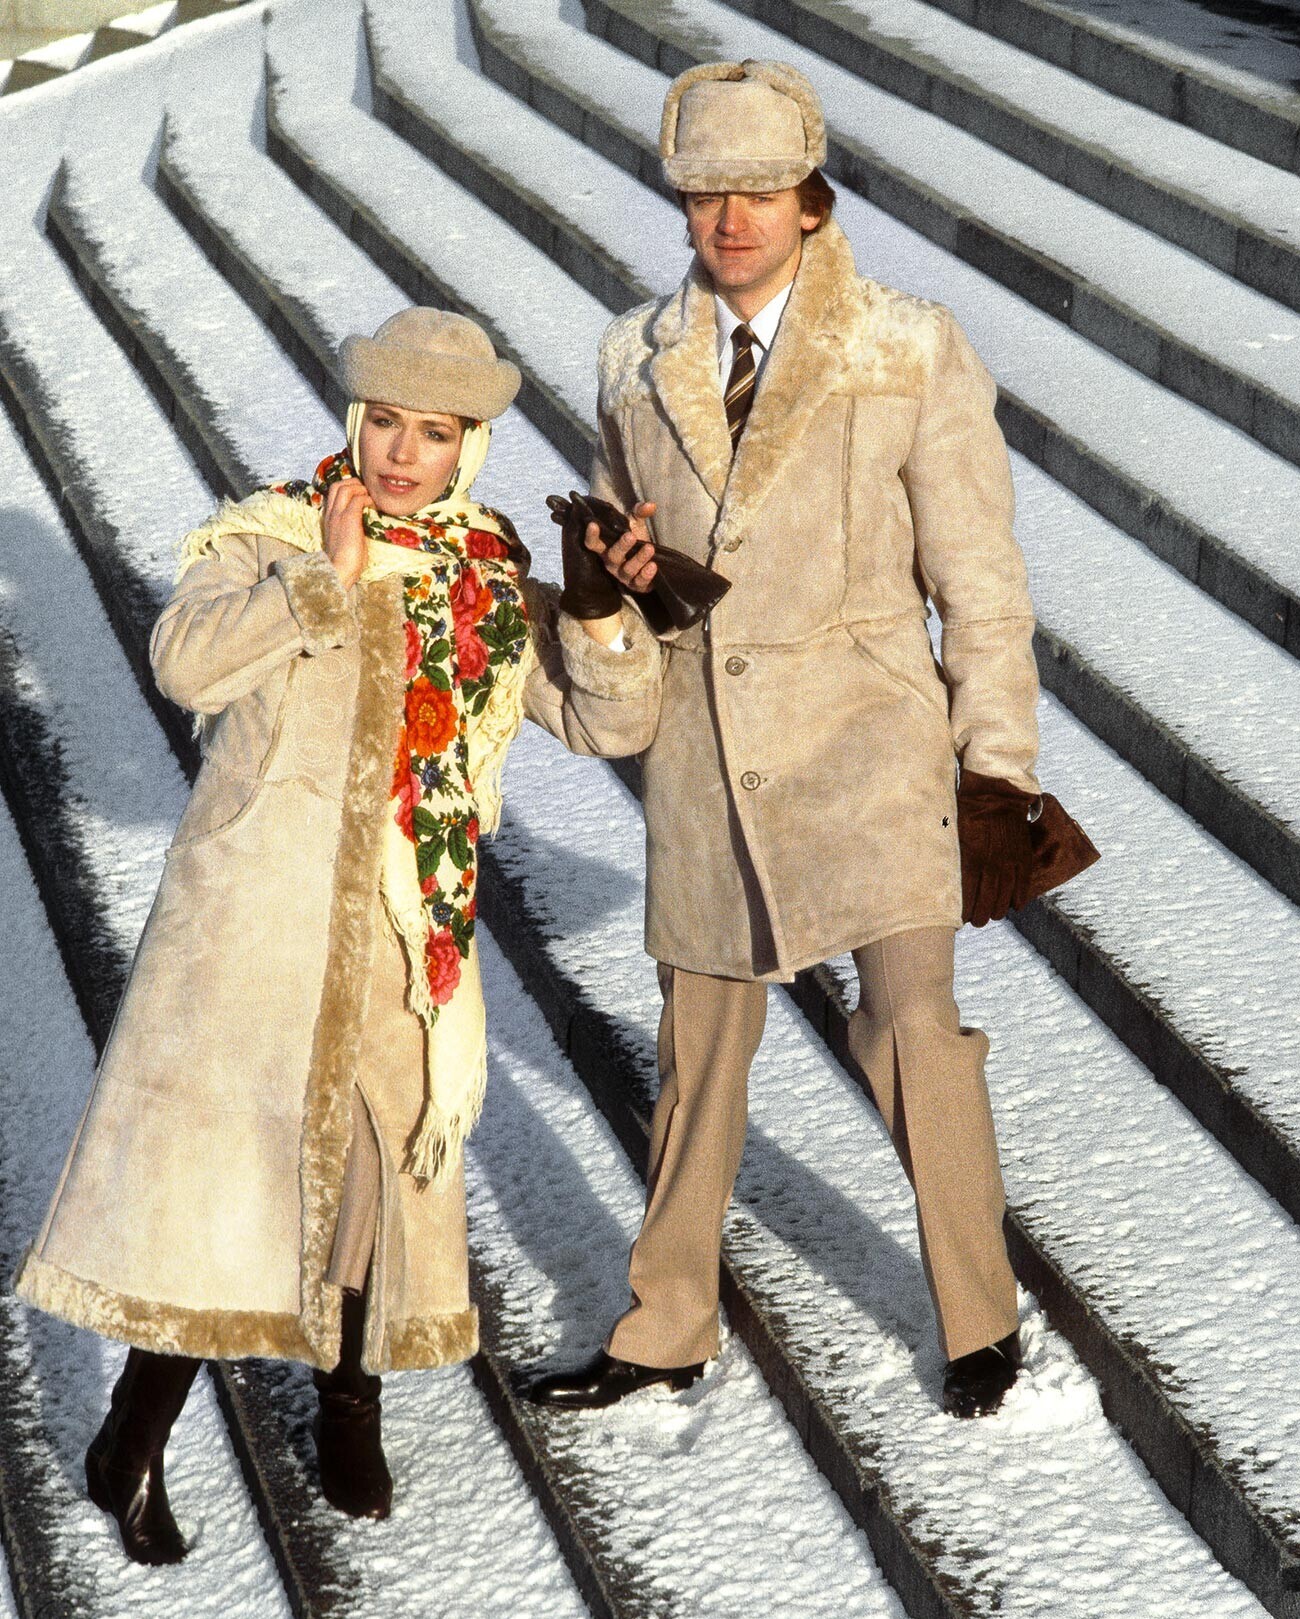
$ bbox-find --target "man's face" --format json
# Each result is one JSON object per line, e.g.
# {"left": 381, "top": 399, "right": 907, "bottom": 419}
{"left": 685, "top": 188, "right": 820, "bottom": 315}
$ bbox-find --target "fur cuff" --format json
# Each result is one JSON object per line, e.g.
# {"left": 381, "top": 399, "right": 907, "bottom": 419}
{"left": 558, "top": 603, "right": 661, "bottom": 700}
{"left": 274, "top": 550, "right": 358, "bottom": 656}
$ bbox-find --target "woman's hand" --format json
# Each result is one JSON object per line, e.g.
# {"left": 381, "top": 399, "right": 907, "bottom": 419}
{"left": 322, "top": 478, "right": 371, "bottom": 590}
{"left": 586, "top": 501, "right": 658, "bottom": 590}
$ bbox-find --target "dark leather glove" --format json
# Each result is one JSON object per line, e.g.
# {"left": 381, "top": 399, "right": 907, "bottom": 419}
{"left": 551, "top": 494, "right": 623, "bottom": 621}
{"left": 547, "top": 491, "right": 731, "bottom": 635}
{"left": 956, "top": 768, "right": 1039, "bottom": 927}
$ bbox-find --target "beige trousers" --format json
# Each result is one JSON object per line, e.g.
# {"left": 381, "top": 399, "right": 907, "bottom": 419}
{"left": 606, "top": 927, "right": 1018, "bottom": 1368}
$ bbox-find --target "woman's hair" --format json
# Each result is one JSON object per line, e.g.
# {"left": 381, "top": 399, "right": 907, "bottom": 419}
{"left": 677, "top": 168, "right": 837, "bottom": 233}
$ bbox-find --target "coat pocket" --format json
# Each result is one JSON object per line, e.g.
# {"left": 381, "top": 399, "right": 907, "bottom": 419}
{"left": 166, "top": 756, "right": 264, "bottom": 854}
{"left": 845, "top": 618, "right": 951, "bottom": 732}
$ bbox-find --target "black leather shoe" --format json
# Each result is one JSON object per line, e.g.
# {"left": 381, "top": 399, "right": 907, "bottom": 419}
{"left": 942, "top": 1330, "right": 1022, "bottom": 1418}
{"left": 526, "top": 1350, "right": 706, "bottom": 1410}
{"left": 86, "top": 1348, "right": 200, "bottom": 1564}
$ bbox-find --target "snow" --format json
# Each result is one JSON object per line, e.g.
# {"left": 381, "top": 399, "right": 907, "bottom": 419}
{"left": 488, "top": 626, "right": 1271, "bottom": 1613}
{"left": 811, "top": 0, "right": 1300, "bottom": 250}
{"left": 470, "top": 931, "right": 908, "bottom": 1619}
{"left": 483, "top": 0, "right": 1300, "bottom": 596}
{"left": 0, "top": 0, "right": 1295, "bottom": 1611}
{"left": 0, "top": 791, "right": 292, "bottom": 1619}
{"left": 1046, "top": 0, "right": 1300, "bottom": 99}
{"left": 264, "top": 1, "right": 609, "bottom": 432}
{"left": 0, "top": 400, "right": 187, "bottom": 956}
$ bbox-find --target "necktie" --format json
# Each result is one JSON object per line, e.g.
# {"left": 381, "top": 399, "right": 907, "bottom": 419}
{"left": 724, "top": 324, "right": 757, "bottom": 450}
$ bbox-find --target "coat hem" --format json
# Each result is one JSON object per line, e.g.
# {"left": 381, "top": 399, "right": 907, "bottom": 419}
{"left": 12, "top": 1248, "right": 318, "bottom": 1364}
{"left": 383, "top": 1304, "right": 479, "bottom": 1372}
{"left": 647, "top": 911, "right": 962, "bottom": 983}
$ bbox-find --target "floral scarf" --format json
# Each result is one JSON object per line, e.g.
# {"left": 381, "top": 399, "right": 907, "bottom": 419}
{"left": 213, "top": 412, "right": 532, "bottom": 1189}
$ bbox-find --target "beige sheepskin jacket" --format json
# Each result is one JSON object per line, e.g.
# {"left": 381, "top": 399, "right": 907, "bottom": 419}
{"left": 14, "top": 526, "right": 661, "bottom": 1373}
{"left": 578, "top": 217, "right": 1040, "bottom": 980}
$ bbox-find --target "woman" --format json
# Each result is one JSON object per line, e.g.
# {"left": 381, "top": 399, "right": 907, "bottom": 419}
{"left": 12, "top": 307, "right": 662, "bottom": 1563}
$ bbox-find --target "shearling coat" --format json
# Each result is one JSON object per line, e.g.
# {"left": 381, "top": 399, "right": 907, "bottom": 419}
{"left": 573, "top": 218, "right": 1040, "bottom": 981}
{"left": 14, "top": 530, "right": 661, "bottom": 1373}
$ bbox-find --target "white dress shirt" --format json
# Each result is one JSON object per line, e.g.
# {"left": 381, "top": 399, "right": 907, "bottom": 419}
{"left": 714, "top": 279, "right": 795, "bottom": 385}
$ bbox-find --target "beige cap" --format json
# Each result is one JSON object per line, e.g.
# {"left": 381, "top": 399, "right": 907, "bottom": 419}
{"left": 340, "top": 308, "right": 521, "bottom": 420}
{"left": 660, "top": 59, "right": 826, "bottom": 193}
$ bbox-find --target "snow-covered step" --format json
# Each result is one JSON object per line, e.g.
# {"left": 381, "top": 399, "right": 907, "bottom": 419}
{"left": 47, "top": 161, "right": 339, "bottom": 500}
{"left": 251, "top": 23, "right": 1300, "bottom": 921}
{"left": 474, "top": 617, "right": 1284, "bottom": 1616}
{"left": 0, "top": 146, "right": 918, "bottom": 1607}
{"left": 916, "top": 0, "right": 1300, "bottom": 174}
{"left": 148, "top": 24, "right": 1300, "bottom": 1247}
{"left": 583, "top": 0, "right": 1300, "bottom": 473}
{"left": 0, "top": 232, "right": 213, "bottom": 763}
{"left": 0, "top": 352, "right": 710, "bottom": 1619}
{"left": 714, "top": 0, "right": 1300, "bottom": 312}
{"left": 38, "top": 6, "right": 1300, "bottom": 1264}
{"left": 0, "top": 436, "right": 292, "bottom": 1613}
{"left": 465, "top": 0, "right": 1300, "bottom": 661}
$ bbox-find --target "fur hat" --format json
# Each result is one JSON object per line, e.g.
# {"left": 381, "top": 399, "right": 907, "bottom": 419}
{"left": 660, "top": 59, "right": 826, "bottom": 193}
{"left": 340, "top": 308, "right": 521, "bottom": 421}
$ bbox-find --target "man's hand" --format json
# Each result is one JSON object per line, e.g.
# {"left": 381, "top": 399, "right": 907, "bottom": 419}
{"left": 586, "top": 501, "right": 658, "bottom": 591}
{"left": 322, "top": 478, "right": 370, "bottom": 591}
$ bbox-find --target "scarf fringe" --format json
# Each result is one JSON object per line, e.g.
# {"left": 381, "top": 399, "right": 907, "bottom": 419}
{"left": 402, "top": 1037, "right": 488, "bottom": 1192}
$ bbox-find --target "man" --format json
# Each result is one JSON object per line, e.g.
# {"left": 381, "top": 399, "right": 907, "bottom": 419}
{"left": 529, "top": 59, "right": 1043, "bottom": 1418}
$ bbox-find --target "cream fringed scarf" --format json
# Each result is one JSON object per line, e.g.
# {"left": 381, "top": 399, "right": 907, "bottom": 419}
{"left": 176, "top": 415, "right": 532, "bottom": 1191}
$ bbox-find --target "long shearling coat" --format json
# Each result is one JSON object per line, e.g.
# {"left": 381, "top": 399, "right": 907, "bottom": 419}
{"left": 574, "top": 218, "right": 1040, "bottom": 981}
{"left": 14, "top": 529, "right": 661, "bottom": 1373}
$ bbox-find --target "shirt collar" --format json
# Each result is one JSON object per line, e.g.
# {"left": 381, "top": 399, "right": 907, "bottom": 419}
{"left": 714, "top": 278, "right": 795, "bottom": 360}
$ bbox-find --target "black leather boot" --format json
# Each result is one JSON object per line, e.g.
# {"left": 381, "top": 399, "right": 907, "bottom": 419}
{"left": 313, "top": 1287, "right": 392, "bottom": 1519}
{"left": 526, "top": 1350, "right": 706, "bottom": 1410}
{"left": 942, "top": 1330, "right": 1022, "bottom": 1418}
{"left": 85, "top": 1348, "right": 201, "bottom": 1565}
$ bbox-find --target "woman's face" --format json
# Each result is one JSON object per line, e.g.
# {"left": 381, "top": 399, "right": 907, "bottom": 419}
{"left": 356, "top": 402, "right": 464, "bottom": 516}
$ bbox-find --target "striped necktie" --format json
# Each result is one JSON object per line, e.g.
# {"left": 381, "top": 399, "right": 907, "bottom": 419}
{"left": 724, "top": 323, "right": 757, "bottom": 450}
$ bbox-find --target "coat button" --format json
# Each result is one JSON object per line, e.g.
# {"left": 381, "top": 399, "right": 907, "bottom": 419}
{"left": 722, "top": 538, "right": 742, "bottom": 552}
{"left": 725, "top": 656, "right": 747, "bottom": 676}
{"left": 740, "top": 771, "right": 761, "bottom": 790}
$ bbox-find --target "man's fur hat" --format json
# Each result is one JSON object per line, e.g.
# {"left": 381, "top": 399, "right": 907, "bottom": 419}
{"left": 660, "top": 59, "right": 826, "bottom": 193}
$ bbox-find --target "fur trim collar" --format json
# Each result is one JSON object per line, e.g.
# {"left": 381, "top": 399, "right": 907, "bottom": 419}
{"left": 605, "top": 220, "right": 945, "bottom": 551}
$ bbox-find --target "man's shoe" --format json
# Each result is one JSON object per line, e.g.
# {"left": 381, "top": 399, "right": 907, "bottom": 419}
{"left": 85, "top": 1348, "right": 200, "bottom": 1564}
{"left": 526, "top": 1350, "right": 705, "bottom": 1410}
{"left": 942, "top": 1330, "right": 1022, "bottom": 1419}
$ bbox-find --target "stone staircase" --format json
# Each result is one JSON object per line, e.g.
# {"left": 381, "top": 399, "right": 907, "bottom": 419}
{"left": 1, "top": 1, "right": 1299, "bottom": 1616}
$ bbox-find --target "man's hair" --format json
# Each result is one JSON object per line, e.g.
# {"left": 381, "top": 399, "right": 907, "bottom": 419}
{"left": 677, "top": 168, "right": 838, "bottom": 231}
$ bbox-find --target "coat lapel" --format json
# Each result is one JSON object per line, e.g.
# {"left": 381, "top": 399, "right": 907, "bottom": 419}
{"left": 713, "top": 219, "right": 862, "bottom": 549}
{"left": 648, "top": 266, "right": 733, "bottom": 509}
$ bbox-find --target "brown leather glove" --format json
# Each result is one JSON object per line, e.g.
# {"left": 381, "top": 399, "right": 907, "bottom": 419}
{"left": 551, "top": 493, "right": 622, "bottom": 621}
{"left": 956, "top": 768, "right": 1039, "bottom": 927}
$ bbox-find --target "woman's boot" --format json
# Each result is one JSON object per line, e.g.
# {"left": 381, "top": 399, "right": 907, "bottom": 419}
{"left": 313, "top": 1286, "right": 392, "bottom": 1519}
{"left": 85, "top": 1348, "right": 201, "bottom": 1564}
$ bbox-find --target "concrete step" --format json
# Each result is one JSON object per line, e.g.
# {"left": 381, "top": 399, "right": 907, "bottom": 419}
{"left": 582, "top": 0, "right": 1300, "bottom": 476}
{"left": 156, "top": 22, "right": 1300, "bottom": 1252}
{"left": 713, "top": 0, "right": 1300, "bottom": 311}
{"left": 912, "top": 0, "right": 1300, "bottom": 175}
{"left": 1, "top": 71, "right": 915, "bottom": 1604}
{"left": 482, "top": 626, "right": 1294, "bottom": 1618}
{"left": 91, "top": 94, "right": 1300, "bottom": 1599}
{"left": 261, "top": 11, "right": 1300, "bottom": 923}
{"left": 464, "top": 0, "right": 1300, "bottom": 661}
